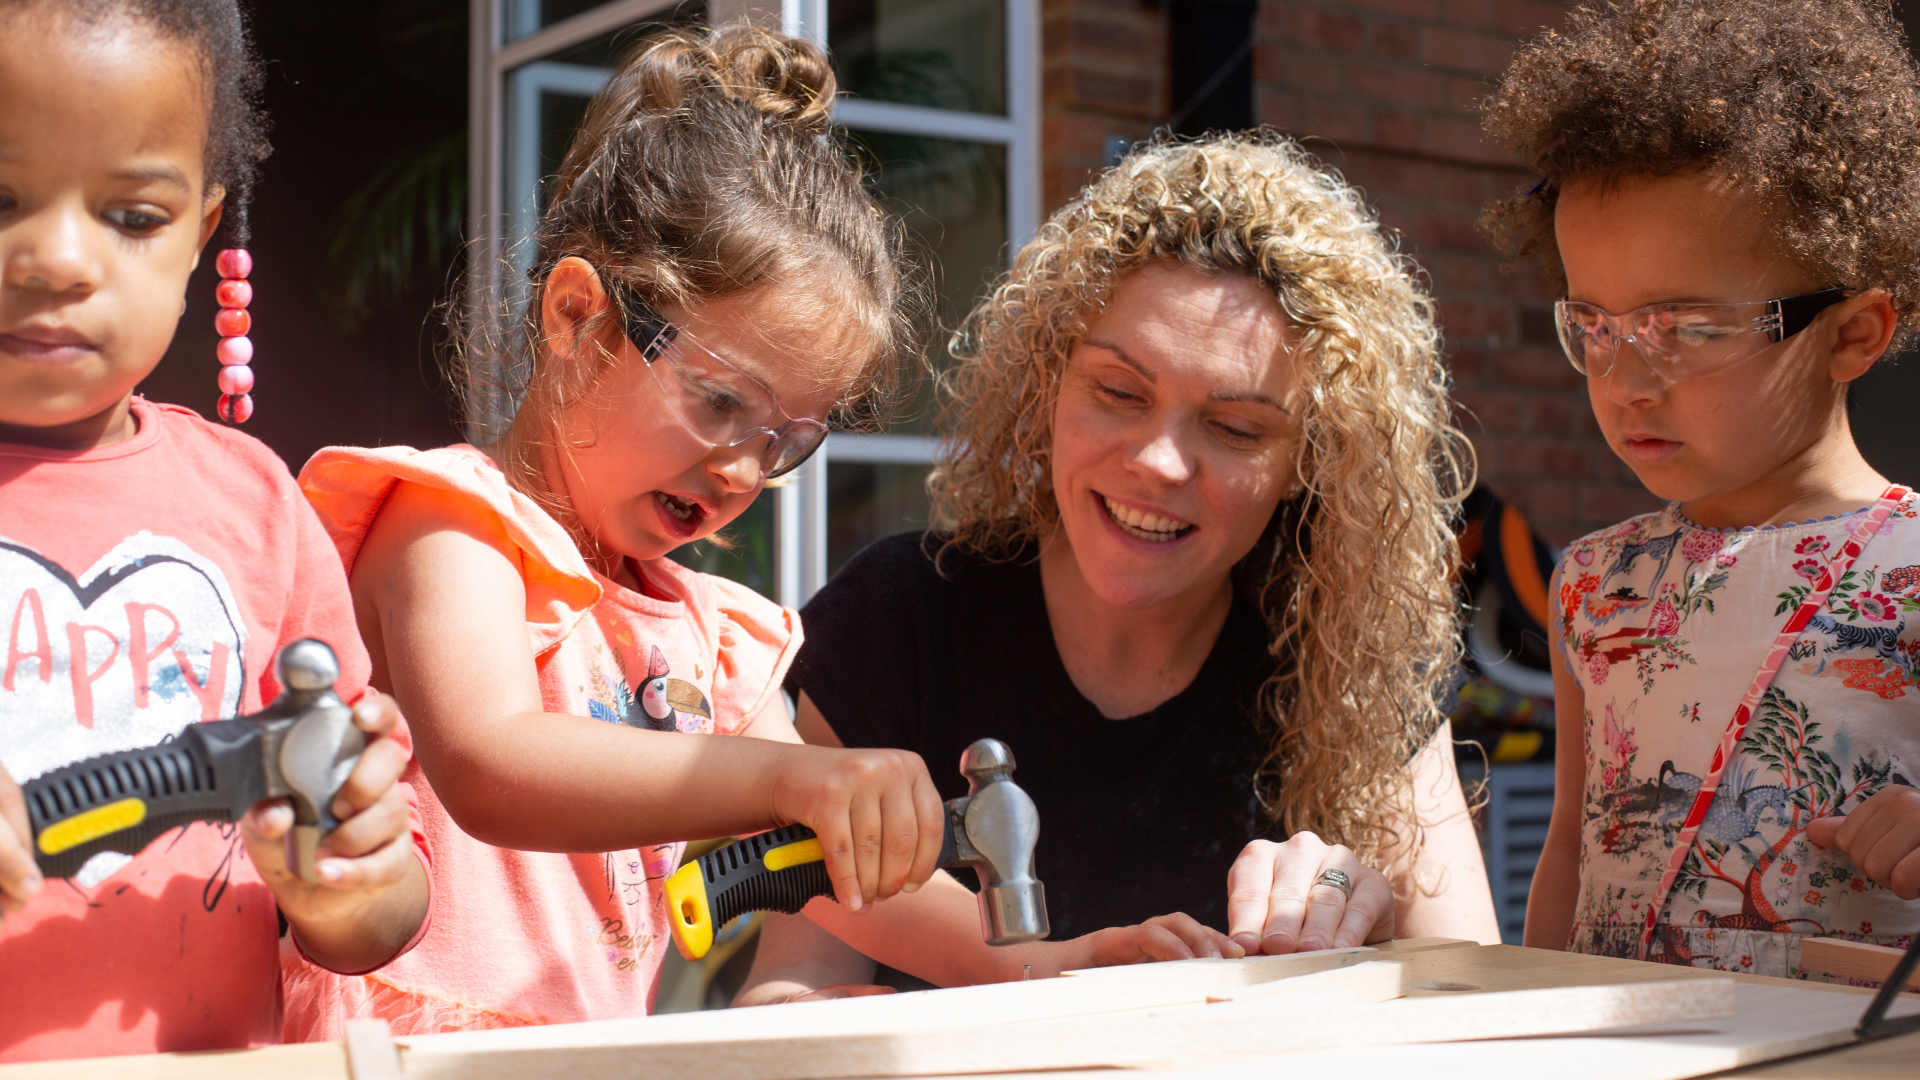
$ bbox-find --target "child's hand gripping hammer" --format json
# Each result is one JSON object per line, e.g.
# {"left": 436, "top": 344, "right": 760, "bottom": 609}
{"left": 21, "top": 639, "right": 364, "bottom": 883}
{"left": 666, "top": 737, "right": 1050, "bottom": 959}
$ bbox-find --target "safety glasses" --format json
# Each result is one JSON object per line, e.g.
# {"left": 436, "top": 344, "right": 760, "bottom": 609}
{"left": 1554, "top": 287, "right": 1847, "bottom": 382}
{"left": 599, "top": 270, "right": 829, "bottom": 481}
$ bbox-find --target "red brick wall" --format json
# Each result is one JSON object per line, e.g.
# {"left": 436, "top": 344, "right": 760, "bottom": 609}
{"left": 1038, "top": 0, "right": 1660, "bottom": 545}
{"left": 1040, "top": 0, "right": 1169, "bottom": 209}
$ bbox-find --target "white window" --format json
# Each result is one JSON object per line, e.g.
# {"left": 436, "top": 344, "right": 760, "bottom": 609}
{"left": 467, "top": 0, "right": 1038, "bottom": 606}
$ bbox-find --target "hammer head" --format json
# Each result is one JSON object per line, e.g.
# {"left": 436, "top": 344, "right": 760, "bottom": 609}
{"left": 941, "top": 738, "right": 1050, "bottom": 946}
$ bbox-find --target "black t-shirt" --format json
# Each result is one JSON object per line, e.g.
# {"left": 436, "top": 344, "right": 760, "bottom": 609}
{"left": 787, "top": 532, "right": 1278, "bottom": 940}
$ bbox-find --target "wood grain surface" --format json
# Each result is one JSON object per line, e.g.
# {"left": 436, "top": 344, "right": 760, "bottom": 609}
{"left": 4, "top": 941, "right": 1917, "bottom": 1079}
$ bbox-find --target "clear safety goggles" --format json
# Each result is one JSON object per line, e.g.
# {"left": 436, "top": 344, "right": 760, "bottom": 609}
{"left": 600, "top": 270, "right": 829, "bottom": 480}
{"left": 1554, "top": 287, "right": 1846, "bottom": 381}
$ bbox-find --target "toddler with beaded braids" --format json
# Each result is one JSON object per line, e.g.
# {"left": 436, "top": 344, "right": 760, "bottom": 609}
{"left": 1485, "top": 0, "right": 1920, "bottom": 979}
{"left": 287, "top": 22, "right": 1236, "bottom": 1039}
{"left": 0, "top": 0, "right": 430, "bottom": 1061}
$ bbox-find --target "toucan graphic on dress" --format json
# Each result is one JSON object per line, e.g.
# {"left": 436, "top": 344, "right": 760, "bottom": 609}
{"left": 620, "top": 645, "right": 711, "bottom": 733}
{"left": 21, "top": 639, "right": 363, "bottom": 882}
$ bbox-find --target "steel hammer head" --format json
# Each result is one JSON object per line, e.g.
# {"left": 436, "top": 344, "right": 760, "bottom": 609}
{"left": 941, "top": 738, "right": 1050, "bottom": 946}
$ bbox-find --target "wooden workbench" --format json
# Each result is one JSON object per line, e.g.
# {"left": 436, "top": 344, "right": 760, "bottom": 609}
{"left": 4, "top": 941, "right": 1914, "bottom": 1079}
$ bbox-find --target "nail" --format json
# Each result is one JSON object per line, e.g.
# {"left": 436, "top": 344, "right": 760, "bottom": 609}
{"left": 846, "top": 892, "right": 863, "bottom": 912}
{"left": 1222, "top": 939, "right": 1247, "bottom": 958}
{"left": 319, "top": 861, "right": 344, "bottom": 882}
{"left": 22, "top": 874, "right": 41, "bottom": 896}
{"left": 1262, "top": 932, "right": 1294, "bottom": 954}
{"left": 1230, "top": 932, "right": 1259, "bottom": 953}
{"left": 901, "top": 881, "right": 920, "bottom": 893}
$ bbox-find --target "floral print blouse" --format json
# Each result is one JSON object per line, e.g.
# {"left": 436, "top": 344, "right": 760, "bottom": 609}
{"left": 1554, "top": 498, "right": 1920, "bottom": 977}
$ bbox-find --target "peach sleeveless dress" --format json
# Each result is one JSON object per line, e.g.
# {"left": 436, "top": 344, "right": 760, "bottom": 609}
{"left": 284, "top": 444, "right": 799, "bottom": 1035}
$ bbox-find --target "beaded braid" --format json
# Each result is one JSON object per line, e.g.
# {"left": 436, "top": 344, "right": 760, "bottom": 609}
{"left": 4, "top": 0, "right": 274, "bottom": 422}
{"left": 214, "top": 247, "right": 253, "bottom": 422}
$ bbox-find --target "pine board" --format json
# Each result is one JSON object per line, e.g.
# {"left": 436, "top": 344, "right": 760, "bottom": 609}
{"left": 1110, "top": 980, "right": 1920, "bottom": 1080}
{"left": 1797, "top": 936, "right": 1920, "bottom": 991}
{"left": 6, "top": 943, "right": 1918, "bottom": 1079}
{"left": 391, "top": 978, "right": 1730, "bottom": 1080}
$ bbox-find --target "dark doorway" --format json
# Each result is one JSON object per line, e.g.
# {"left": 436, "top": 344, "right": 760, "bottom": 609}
{"left": 1167, "top": 0, "right": 1256, "bottom": 137}
{"left": 142, "top": 1, "right": 468, "bottom": 473}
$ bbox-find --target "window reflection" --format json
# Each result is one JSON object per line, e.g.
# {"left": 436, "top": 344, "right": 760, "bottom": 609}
{"left": 828, "top": 462, "right": 933, "bottom": 576}
{"left": 830, "top": 0, "right": 1006, "bottom": 115}
{"left": 844, "top": 131, "right": 1007, "bottom": 430}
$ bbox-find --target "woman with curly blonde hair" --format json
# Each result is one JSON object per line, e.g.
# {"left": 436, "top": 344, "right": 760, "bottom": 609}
{"left": 738, "top": 132, "right": 1496, "bottom": 1004}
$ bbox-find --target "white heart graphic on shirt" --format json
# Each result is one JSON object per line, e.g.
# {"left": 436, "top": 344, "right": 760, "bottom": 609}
{"left": 0, "top": 532, "right": 247, "bottom": 786}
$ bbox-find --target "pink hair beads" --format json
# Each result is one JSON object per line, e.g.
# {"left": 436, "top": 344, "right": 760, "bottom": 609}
{"left": 214, "top": 248, "right": 254, "bottom": 423}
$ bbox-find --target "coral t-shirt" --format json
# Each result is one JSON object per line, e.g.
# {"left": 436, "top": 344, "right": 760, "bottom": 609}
{"left": 0, "top": 398, "right": 383, "bottom": 1061}
{"left": 288, "top": 444, "right": 799, "bottom": 1036}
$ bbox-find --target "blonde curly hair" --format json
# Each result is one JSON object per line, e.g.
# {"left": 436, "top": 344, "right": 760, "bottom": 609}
{"left": 931, "top": 132, "right": 1469, "bottom": 865}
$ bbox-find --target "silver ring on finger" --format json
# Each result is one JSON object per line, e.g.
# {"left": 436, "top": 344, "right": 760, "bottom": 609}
{"left": 1312, "top": 868, "right": 1353, "bottom": 901}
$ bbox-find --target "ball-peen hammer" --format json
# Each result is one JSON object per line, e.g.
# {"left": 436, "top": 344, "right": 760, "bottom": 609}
{"left": 22, "top": 639, "right": 365, "bottom": 883}
{"left": 666, "top": 737, "right": 1050, "bottom": 959}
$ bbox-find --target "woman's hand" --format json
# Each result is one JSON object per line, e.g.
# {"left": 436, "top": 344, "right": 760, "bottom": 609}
{"left": 1226, "top": 833, "right": 1393, "bottom": 955}
{"left": 0, "top": 763, "right": 41, "bottom": 916}
{"left": 1079, "top": 912, "right": 1244, "bottom": 965}
{"left": 1808, "top": 785, "right": 1920, "bottom": 900}
{"left": 243, "top": 692, "right": 429, "bottom": 973}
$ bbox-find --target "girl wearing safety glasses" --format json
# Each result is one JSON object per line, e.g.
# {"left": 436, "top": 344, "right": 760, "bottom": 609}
{"left": 282, "top": 24, "right": 1238, "bottom": 1039}
{"left": 1486, "top": 0, "right": 1920, "bottom": 980}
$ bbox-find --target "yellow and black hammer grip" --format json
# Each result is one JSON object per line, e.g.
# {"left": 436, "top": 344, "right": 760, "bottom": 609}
{"left": 666, "top": 824, "right": 834, "bottom": 960}
{"left": 24, "top": 720, "right": 268, "bottom": 880}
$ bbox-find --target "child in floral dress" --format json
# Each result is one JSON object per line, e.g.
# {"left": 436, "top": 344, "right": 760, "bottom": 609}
{"left": 1483, "top": 0, "right": 1920, "bottom": 978}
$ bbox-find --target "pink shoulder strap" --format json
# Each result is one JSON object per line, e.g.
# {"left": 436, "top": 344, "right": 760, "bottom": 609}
{"left": 1635, "top": 485, "right": 1912, "bottom": 961}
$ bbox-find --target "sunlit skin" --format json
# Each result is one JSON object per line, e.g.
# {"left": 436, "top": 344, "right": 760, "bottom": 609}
{"left": 1040, "top": 260, "right": 1301, "bottom": 682}
{"left": 0, "top": 10, "right": 427, "bottom": 974}
{"left": 1528, "top": 172, "right": 1920, "bottom": 952}
{"left": 735, "top": 264, "right": 1500, "bottom": 1004}
{"left": 349, "top": 258, "right": 1243, "bottom": 990}
{"left": 0, "top": 12, "right": 221, "bottom": 449}
{"left": 1555, "top": 171, "right": 1894, "bottom": 529}
{"left": 533, "top": 257, "right": 859, "bottom": 580}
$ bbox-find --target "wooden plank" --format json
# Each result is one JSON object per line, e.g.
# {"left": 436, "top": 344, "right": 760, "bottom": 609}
{"left": 392, "top": 978, "right": 1731, "bottom": 1080}
{"left": 1124, "top": 981, "right": 1920, "bottom": 1080}
{"left": 345, "top": 1020, "right": 403, "bottom": 1080}
{"left": 396, "top": 947, "right": 1380, "bottom": 1055}
{"left": 1798, "top": 936, "right": 1920, "bottom": 991}
{"left": 1371, "top": 936, "right": 1479, "bottom": 955}
{"left": 0, "top": 1042, "right": 345, "bottom": 1080}
{"left": 1203, "top": 960, "right": 1405, "bottom": 1003}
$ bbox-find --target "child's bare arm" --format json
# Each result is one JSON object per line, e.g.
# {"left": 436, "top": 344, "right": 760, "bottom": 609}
{"left": 242, "top": 693, "right": 429, "bottom": 973}
{"left": 1524, "top": 661, "right": 1586, "bottom": 949}
{"left": 1381, "top": 723, "right": 1501, "bottom": 943}
{"left": 355, "top": 480, "right": 945, "bottom": 910}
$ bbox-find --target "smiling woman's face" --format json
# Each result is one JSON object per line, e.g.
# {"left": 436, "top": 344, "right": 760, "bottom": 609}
{"left": 1049, "top": 261, "right": 1300, "bottom": 611}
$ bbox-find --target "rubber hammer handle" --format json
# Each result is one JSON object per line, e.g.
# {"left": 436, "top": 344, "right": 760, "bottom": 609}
{"left": 23, "top": 719, "right": 265, "bottom": 880}
{"left": 665, "top": 823, "right": 835, "bottom": 960}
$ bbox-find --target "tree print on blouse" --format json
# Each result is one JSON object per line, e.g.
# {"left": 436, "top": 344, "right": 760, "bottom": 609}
{"left": 1671, "top": 687, "right": 1892, "bottom": 933}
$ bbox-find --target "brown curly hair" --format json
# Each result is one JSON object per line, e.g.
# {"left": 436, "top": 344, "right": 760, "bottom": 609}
{"left": 932, "top": 132, "right": 1471, "bottom": 866}
{"left": 1482, "top": 0, "right": 1920, "bottom": 345}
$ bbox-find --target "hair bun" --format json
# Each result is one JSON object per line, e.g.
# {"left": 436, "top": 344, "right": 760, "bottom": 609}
{"left": 620, "top": 22, "right": 835, "bottom": 137}
{"left": 711, "top": 23, "right": 837, "bottom": 134}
